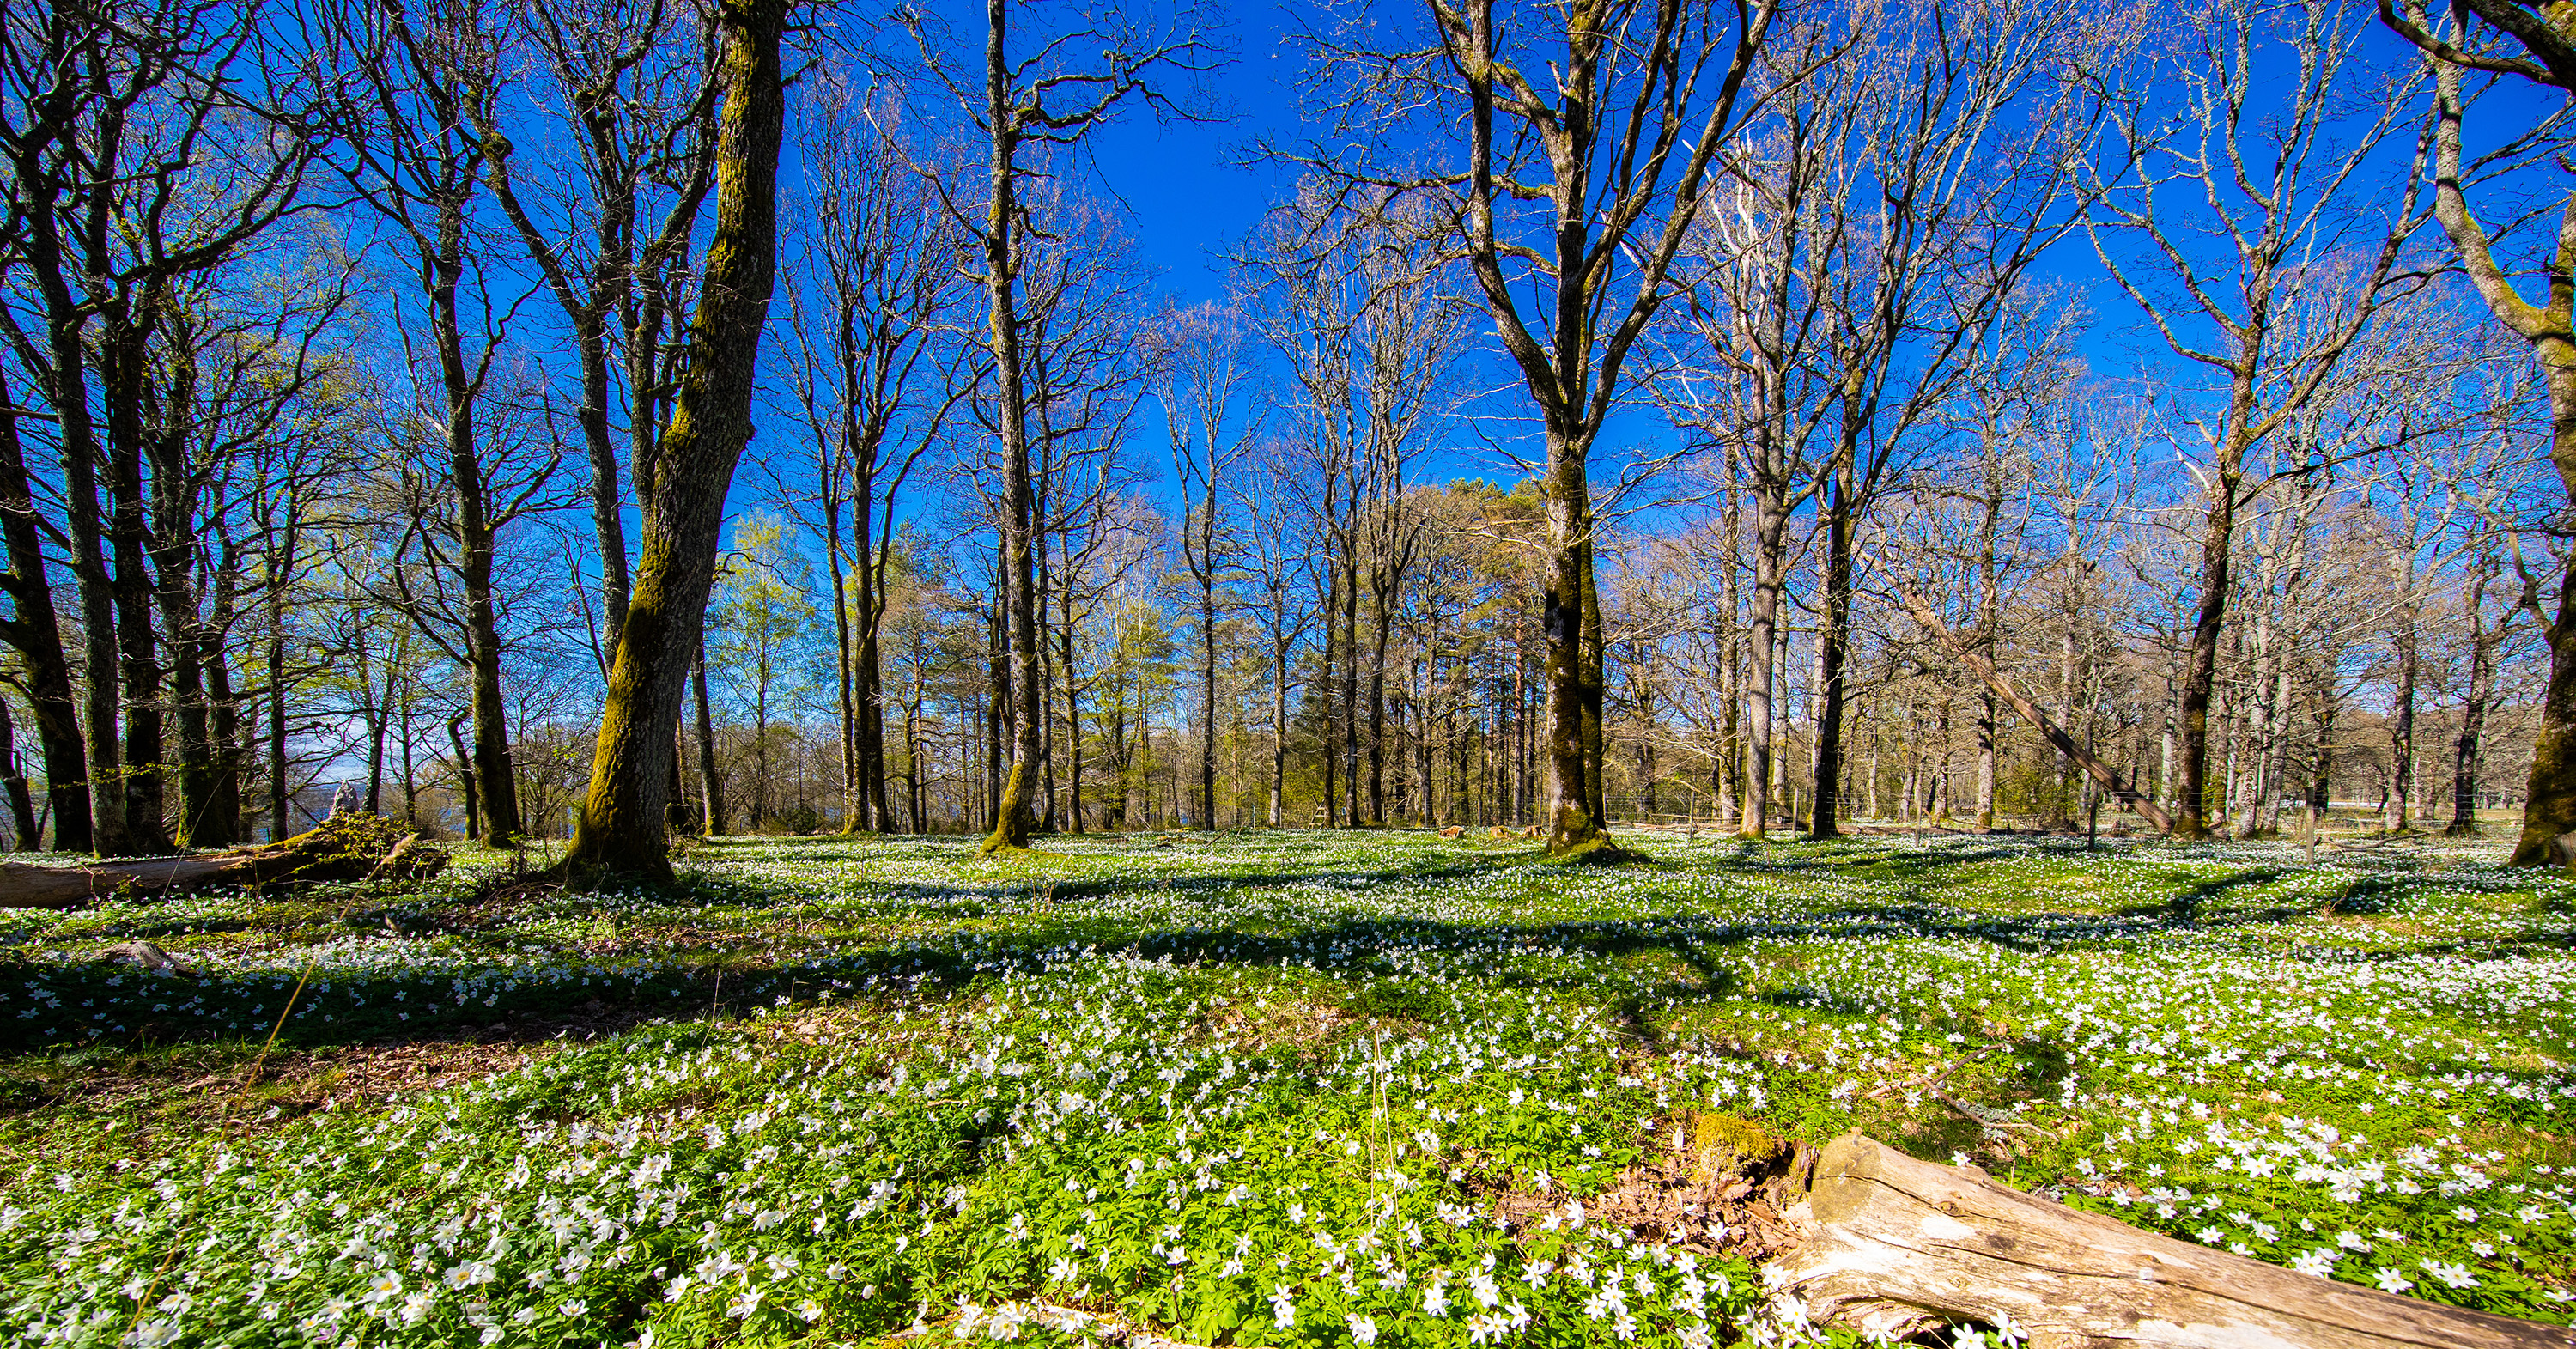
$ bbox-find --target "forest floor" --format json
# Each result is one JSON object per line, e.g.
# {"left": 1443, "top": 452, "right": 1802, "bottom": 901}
{"left": 4, "top": 828, "right": 2574, "bottom": 1347}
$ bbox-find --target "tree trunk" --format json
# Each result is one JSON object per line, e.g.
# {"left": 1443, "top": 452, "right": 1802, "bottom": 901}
{"left": 446, "top": 708, "right": 478, "bottom": 841}
{"left": 1810, "top": 477, "right": 1854, "bottom": 839}
{"left": 1366, "top": 574, "right": 1393, "bottom": 827}
{"left": 1743, "top": 481, "right": 1788, "bottom": 838}
{"left": 2452, "top": 565, "right": 2498, "bottom": 836}
{"left": 2513, "top": 543, "right": 2576, "bottom": 866}
{"left": 143, "top": 337, "right": 225, "bottom": 848}
{"left": 1058, "top": 574, "right": 1085, "bottom": 833}
{"left": 2387, "top": 555, "right": 2418, "bottom": 833}
{"left": 1541, "top": 428, "right": 1608, "bottom": 852}
{"left": 1321, "top": 558, "right": 1341, "bottom": 829}
{"left": 1974, "top": 467, "right": 2001, "bottom": 829}
{"left": 1269, "top": 629, "right": 1288, "bottom": 828}
{"left": 581, "top": 303, "right": 632, "bottom": 651}
{"left": 1340, "top": 532, "right": 1361, "bottom": 827}
{"left": 426, "top": 185, "right": 524, "bottom": 847}
{"left": 976, "top": 0, "right": 1043, "bottom": 854}
{"left": 0, "top": 697, "right": 39, "bottom": 851}
{"left": 1201, "top": 556, "right": 1219, "bottom": 829}
{"left": 1034, "top": 501, "right": 1057, "bottom": 833}
{"left": 693, "top": 643, "right": 724, "bottom": 835}
{"left": 906, "top": 683, "right": 925, "bottom": 833}
{"left": 2403, "top": 42, "right": 2576, "bottom": 865}
{"left": 986, "top": 580, "right": 1004, "bottom": 831}
{"left": 859, "top": 588, "right": 891, "bottom": 830}
{"left": 65, "top": 359, "right": 132, "bottom": 855}
{"left": 0, "top": 814, "right": 447, "bottom": 910}
{"left": 463, "top": 600, "right": 519, "bottom": 845}
{"left": 362, "top": 654, "right": 386, "bottom": 818}
{"left": 1580, "top": 534, "right": 1607, "bottom": 825}
{"left": 561, "top": 0, "right": 785, "bottom": 880}
{"left": 0, "top": 380, "right": 89, "bottom": 852}
{"left": 2059, "top": 592, "right": 2084, "bottom": 829}
{"left": 1777, "top": 1133, "right": 2572, "bottom": 1349}
{"left": 100, "top": 296, "right": 173, "bottom": 854}
{"left": 826, "top": 474, "right": 860, "bottom": 829}
{"left": 16, "top": 165, "right": 126, "bottom": 854}
{"left": 2174, "top": 422, "right": 2252, "bottom": 840}
{"left": 206, "top": 571, "right": 243, "bottom": 844}
{"left": 267, "top": 556, "right": 292, "bottom": 843}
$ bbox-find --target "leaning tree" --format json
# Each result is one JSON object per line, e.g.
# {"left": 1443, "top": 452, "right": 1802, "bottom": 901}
{"left": 2381, "top": 0, "right": 2576, "bottom": 864}
{"left": 557, "top": 0, "right": 787, "bottom": 883}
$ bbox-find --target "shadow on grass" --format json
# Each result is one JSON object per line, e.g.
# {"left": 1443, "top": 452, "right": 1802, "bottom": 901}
{"left": 11, "top": 844, "right": 2558, "bottom": 1061}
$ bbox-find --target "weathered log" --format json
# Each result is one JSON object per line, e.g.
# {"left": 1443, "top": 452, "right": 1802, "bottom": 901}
{"left": 99, "top": 939, "right": 193, "bottom": 975}
{"left": 1777, "top": 1133, "right": 2572, "bottom": 1348}
{"left": 0, "top": 813, "right": 448, "bottom": 910}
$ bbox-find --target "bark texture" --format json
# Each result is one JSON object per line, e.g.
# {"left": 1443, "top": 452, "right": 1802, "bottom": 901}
{"left": 1778, "top": 1134, "right": 2569, "bottom": 1349}
{"left": 975, "top": 0, "right": 1041, "bottom": 854}
{"left": 0, "top": 813, "right": 446, "bottom": 910}
{"left": 560, "top": 0, "right": 785, "bottom": 882}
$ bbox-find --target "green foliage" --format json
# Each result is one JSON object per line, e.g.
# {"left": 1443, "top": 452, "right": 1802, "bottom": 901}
{"left": 3, "top": 831, "right": 2573, "bottom": 1346}
{"left": 709, "top": 513, "right": 824, "bottom": 720}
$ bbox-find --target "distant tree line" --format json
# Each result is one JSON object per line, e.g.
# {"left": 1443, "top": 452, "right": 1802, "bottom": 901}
{"left": 0, "top": 0, "right": 2568, "bottom": 860}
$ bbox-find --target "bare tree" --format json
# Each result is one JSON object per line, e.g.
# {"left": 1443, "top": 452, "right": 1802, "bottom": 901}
{"left": 1946, "top": 294, "right": 2081, "bottom": 829}
{"left": 325, "top": 0, "right": 544, "bottom": 844}
{"left": 2086, "top": 0, "right": 2432, "bottom": 837}
{"left": 1306, "top": 0, "right": 1779, "bottom": 852}
{"left": 1236, "top": 439, "right": 1316, "bottom": 827}
{"left": 907, "top": 0, "right": 1214, "bottom": 854}
{"left": 1148, "top": 303, "right": 1256, "bottom": 829}
{"left": 2381, "top": 0, "right": 2576, "bottom": 862}
{"left": 1659, "top": 11, "right": 1848, "bottom": 836}
{"left": 1798, "top": 0, "right": 2111, "bottom": 839}
{"left": 0, "top": 0, "right": 321, "bottom": 853}
{"left": 1249, "top": 185, "right": 1466, "bottom": 827}
{"left": 145, "top": 254, "right": 361, "bottom": 845}
{"left": 1017, "top": 204, "right": 1150, "bottom": 832}
{"left": 778, "top": 82, "right": 960, "bottom": 833}
{"left": 0, "top": 367, "right": 82, "bottom": 848}
{"left": 473, "top": 0, "right": 717, "bottom": 653}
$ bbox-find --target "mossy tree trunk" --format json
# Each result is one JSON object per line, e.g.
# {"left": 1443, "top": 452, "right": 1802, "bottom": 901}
{"left": 560, "top": 0, "right": 785, "bottom": 883}
{"left": 2382, "top": 0, "right": 2576, "bottom": 865}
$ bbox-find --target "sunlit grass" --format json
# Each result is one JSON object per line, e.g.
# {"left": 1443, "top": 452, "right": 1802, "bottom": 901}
{"left": 3, "top": 829, "right": 2573, "bottom": 1346}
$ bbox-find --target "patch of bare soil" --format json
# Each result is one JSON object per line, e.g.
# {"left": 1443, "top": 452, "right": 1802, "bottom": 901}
{"left": 9, "top": 1036, "right": 562, "bottom": 1130}
{"left": 3, "top": 990, "right": 690, "bottom": 1136}
{"left": 1483, "top": 1113, "right": 1820, "bottom": 1266}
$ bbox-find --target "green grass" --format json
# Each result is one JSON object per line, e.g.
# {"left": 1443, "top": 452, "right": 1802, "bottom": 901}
{"left": 5, "top": 828, "right": 2574, "bottom": 1346}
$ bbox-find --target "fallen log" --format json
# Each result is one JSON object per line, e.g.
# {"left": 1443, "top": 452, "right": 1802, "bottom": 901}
{"left": 100, "top": 939, "right": 194, "bottom": 975}
{"left": 0, "top": 813, "right": 448, "bottom": 910}
{"left": 1777, "top": 1133, "right": 2572, "bottom": 1348}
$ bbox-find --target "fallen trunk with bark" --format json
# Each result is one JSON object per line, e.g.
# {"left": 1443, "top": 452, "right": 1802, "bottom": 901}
{"left": 0, "top": 813, "right": 448, "bottom": 910}
{"left": 1777, "top": 1133, "right": 2570, "bottom": 1347}
{"left": 1891, "top": 586, "right": 2174, "bottom": 834}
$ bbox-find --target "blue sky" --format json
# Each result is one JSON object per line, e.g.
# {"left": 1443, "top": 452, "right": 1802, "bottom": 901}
{"left": 721, "top": 0, "right": 2545, "bottom": 602}
{"left": 1077, "top": 9, "right": 1305, "bottom": 309}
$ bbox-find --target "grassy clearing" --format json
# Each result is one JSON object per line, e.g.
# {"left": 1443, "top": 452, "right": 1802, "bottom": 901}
{"left": 4, "top": 829, "right": 2573, "bottom": 1346}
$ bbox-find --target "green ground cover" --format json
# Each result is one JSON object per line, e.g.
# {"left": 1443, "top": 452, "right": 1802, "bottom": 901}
{"left": 4, "top": 829, "right": 2573, "bottom": 1347}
